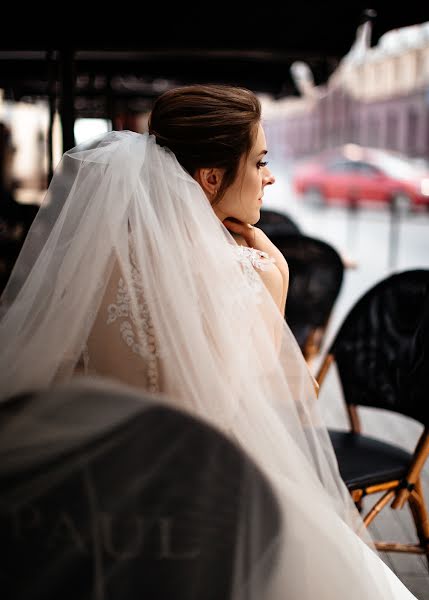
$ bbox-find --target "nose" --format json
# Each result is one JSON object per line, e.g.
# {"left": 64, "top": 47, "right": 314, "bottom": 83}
{"left": 263, "top": 166, "right": 275, "bottom": 186}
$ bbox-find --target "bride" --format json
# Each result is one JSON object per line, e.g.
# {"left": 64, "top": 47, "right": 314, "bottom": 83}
{"left": 0, "top": 84, "right": 418, "bottom": 598}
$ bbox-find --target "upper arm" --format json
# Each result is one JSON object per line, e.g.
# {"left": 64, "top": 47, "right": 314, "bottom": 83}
{"left": 256, "top": 263, "right": 287, "bottom": 352}
{"left": 258, "top": 264, "right": 285, "bottom": 313}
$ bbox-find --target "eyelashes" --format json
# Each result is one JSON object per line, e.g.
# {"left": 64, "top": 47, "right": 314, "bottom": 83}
{"left": 257, "top": 160, "right": 268, "bottom": 169}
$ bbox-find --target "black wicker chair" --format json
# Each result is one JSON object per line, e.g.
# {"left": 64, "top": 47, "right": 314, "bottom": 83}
{"left": 316, "top": 269, "right": 429, "bottom": 566}
{"left": 257, "top": 209, "right": 302, "bottom": 238}
{"left": 270, "top": 233, "right": 344, "bottom": 363}
{"left": 0, "top": 380, "right": 282, "bottom": 600}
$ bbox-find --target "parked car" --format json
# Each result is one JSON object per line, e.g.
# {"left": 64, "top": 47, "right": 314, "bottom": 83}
{"left": 292, "top": 144, "right": 429, "bottom": 211}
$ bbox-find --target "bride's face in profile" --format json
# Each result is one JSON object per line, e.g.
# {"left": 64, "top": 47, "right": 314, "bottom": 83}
{"left": 213, "top": 123, "right": 275, "bottom": 225}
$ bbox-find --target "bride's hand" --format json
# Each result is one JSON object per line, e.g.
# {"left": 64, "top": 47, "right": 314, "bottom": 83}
{"left": 223, "top": 218, "right": 257, "bottom": 247}
{"left": 223, "top": 218, "right": 288, "bottom": 270}
{"left": 224, "top": 217, "right": 289, "bottom": 324}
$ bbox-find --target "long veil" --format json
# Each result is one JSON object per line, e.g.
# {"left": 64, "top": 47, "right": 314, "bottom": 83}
{"left": 0, "top": 131, "right": 417, "bottom": 598}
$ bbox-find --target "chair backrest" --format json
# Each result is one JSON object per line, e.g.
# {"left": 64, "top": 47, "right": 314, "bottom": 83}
{"left": 0, "top": 380, "right": 282, "bottom": 600}
{"left": 328, "top": 269, "right": 429, "bottom": 426}
{"left": 269, "top": 233, "right": 344, "bottom": 348}
{"left": 257, "top": 209, "right": 301, "bottom": 238}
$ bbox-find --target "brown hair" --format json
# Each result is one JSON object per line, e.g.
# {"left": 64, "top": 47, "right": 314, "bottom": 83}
{"left": 148, "top": 84, "right": 261, "bottom": 203}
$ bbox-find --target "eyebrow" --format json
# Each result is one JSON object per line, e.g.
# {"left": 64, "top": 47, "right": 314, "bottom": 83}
{"left": 256, "top": 150, "right": 268, "bottom": 157}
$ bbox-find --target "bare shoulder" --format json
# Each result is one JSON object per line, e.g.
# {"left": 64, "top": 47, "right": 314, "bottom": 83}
{"left": 256, "top": 261, "right": 283, "bottom": 283}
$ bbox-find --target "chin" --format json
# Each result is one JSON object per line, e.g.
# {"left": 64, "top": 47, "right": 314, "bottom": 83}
{"left": 249, "top": 210, "right": 261, "bottom": 226}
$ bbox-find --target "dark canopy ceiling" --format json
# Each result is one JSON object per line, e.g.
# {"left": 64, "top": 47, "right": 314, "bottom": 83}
{"left": 1, "top": 5, "right": 428, "bottom": 114}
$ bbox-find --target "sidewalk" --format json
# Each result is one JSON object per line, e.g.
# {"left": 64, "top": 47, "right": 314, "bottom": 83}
{"left": 262, "top": 167, "right": 429, "bottom": 598}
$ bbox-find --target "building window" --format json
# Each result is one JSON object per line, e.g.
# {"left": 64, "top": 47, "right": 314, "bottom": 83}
{"left": 407, "top": 108, "right": 418, "bottom": 156}
{"left": 368, "top": 115, "right": 379, "bottom": 147}
{"left": 386, "top": 112, "right": 398, "bottom": 151}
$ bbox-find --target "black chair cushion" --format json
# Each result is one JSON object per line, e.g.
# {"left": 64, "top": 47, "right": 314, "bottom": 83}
{"left": 329, "top": 430, "right": 413, "bottom": 490}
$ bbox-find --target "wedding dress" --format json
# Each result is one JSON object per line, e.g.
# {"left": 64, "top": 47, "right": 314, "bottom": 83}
{"left": 0, "top": 131, "right": 419, "bottom": 598}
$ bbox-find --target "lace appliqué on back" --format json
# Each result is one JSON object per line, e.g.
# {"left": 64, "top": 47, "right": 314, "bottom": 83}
{"left": 106, "top": 244, "right": 161, "bottom": 393}
{"left": 233, "top": 246, "right": 276, "bottom": 297}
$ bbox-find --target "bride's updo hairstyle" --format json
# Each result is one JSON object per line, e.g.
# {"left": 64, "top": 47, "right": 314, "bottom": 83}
{"left": 148, "top": 84, "right": 261, "bottom": 203}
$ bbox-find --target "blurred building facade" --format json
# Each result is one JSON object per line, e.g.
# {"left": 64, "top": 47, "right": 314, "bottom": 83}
{"left": 263, "top": 21, "right": 429, "bottom": 161}
{"left": 2, "top": 20, "right": 429, "bottom": 200}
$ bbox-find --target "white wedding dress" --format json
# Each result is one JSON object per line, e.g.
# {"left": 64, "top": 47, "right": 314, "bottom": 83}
{"left": 0, "top": 131, "right": 419, "bottom": 599}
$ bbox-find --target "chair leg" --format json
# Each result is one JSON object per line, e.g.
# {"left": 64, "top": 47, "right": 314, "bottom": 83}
{"left": 408, "top": 479, "right": 429, "bottom": 569}
{"left": 363, "top": 490, "right": 396, "bottom": 527}
{"left": 350, "top": 489, "right": 364, "bottom": 514}
{"left": 303, "top": 329, "right": 320, "bottom": 366}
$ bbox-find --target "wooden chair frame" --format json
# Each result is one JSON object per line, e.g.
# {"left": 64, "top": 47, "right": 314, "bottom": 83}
{"left": 317, "top": 353, "right": 429, "bottom": 565}
{"left": 302, "top": 323, "right": 327, "bottom": 366}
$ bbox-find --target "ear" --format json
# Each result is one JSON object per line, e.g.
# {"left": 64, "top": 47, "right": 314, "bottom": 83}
{"left": 194, "top": 167, "right": 223, "bottom": 197}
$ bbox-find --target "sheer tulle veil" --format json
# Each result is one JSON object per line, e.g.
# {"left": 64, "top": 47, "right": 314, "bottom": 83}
{"left": 0, "top": 131, "right": 417, "bottom": 598}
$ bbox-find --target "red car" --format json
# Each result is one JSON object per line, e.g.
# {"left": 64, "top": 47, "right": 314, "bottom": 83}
{"left": 292, "top": 144, "right": 429, "bottom": 211}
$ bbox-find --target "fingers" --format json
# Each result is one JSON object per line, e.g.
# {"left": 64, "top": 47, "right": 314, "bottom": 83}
{"left": 223, "top": 219, "right": 257, "bottom": 248}
{"left": 223, "top": 219, "right": 252, "bottom": 234}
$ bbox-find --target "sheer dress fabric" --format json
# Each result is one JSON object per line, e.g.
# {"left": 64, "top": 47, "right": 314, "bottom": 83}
{"left": 0, "top": 131, "right": 417, "bottom": 599}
